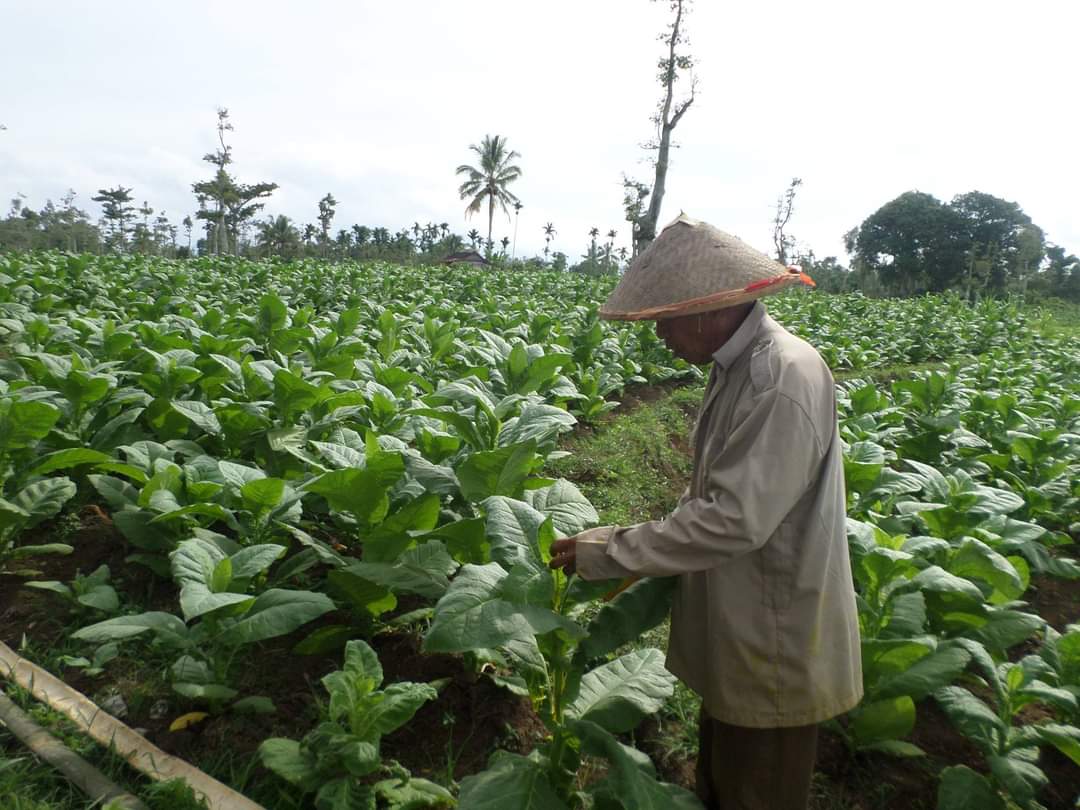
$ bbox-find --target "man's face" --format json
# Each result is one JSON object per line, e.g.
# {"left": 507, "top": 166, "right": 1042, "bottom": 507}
{"left": 655, "top": 304, "right": 753, "bottom": 365}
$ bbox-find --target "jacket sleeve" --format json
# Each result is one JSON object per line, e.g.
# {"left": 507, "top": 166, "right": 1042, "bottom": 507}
{"left": 578, "top": 387, "right": 826, "bottom": 580}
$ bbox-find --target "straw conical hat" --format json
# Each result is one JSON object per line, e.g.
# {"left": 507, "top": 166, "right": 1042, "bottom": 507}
{"left": 600, "top": 214, "right": 814, "bottom": 321}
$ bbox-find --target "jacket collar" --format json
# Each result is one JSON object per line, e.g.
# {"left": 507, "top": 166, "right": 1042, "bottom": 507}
{"left": 711, "top": 301, "right": 766, "bottom": 370}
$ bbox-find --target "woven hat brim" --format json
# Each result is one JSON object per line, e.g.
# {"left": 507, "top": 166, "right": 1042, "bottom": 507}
{"left": 600, "top": 270, "right": 815, "bottom": 321}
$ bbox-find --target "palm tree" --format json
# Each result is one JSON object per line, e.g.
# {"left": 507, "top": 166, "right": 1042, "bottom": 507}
{"left": 500, "top": 236, "right": 511, "bottom": 256}
{"left": 543, "top": 222, "right": 556, "bottom": 259}
{"left": 605, "top": 229, "right": 617, "bottom": 270}
{"left": 512, "top": 201, "right": 522, "bottom": 259}
{"left": 588, "top": 227, "right": 600, "bottom": 263}
{"left": 467, "top": 229, "right": 481, "bottom": 248}
{"left": 456, "top": 135, "right": 522, "bottom": 251}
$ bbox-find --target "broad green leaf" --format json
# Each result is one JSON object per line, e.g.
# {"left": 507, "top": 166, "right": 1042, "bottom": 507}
{"left": 524, "top": 479, "right": 598, "bottom": 535}
{"left": 949, "top": 539, "right": 1024, "bottom": 601}
{"left": 230, "top": 543, "right": 286, "bottom": 580}
{"left": 423, "top": 563, "right": 578, "bottom": 664}
{"left": 572, "top": 719, "right": 703, "bottom": 810}
{"left": 171, "top": 400, "right": 222, "bottom": 435}
{"left": 873, "top": 644, "right": 971, "bottom": 702}
{"left": 986, "top": 754, "right": 1046, "bottom": 807}
{"left": 374, "top": 776, "right": 454, "bottom": 809}
{"left": 0, "top": 399, "right": 60, "bottom": 450}
{"left": 315, "top": 777, "right": 376, "bottom": 810}
{"left": 259, "top": 738, "right": 320, "bottom": 789}
{"left": 240, "top": 477, "right": 286, "bottom": 511}
{"left": 214, "top": 588, "right": 335, "bottom": 647}
{"left": 934, "top": 686, "right": 1005, "bottom": 754}
{"left": 72, "top": 612, "right": 188, "bottom": 643}
{"left": 351, "top": 681, "right": 439, "bottom": 739}
{"left": 347, "top": 540, "right": 458, "bottom": 600}
{"left": 937, "top": 765, "right": 1005, "bottom": 810}
{"left": 10, "top": 543, "right": 74, "bottom": 558}
{"left": 577, "top": 576, "right": 675, "bottom": 661}
{"left": 362, "top": 493, "right": 441, "bottom": 563}
{"left": 457, "top": 751, "right": 569, "bottom": 810}
{"left": 849, "top": 696, "right": 916, "bottom": 747}
{"left": 12, "top": 477, "right": 77, "bottom": 525}
{"left": 458, "top": 441, "right": 538, "bottom": 501}
{"left": 27, "top": 448, "right": 112, "bottom": 477}
{"left": 304, "top": 453, "right": 405, "bottom": 525}
{"left": 565, "top": 649, "right": 675, "bottom": 733}
{"left": 88, "top": 474, "right": 140, "bottom": 510}
{"left": 328, "top": 569, "right": 397, "bottom": 617}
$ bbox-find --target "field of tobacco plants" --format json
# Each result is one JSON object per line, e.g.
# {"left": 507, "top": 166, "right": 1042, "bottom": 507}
{"left": 0, "top": 252, "right": 1077, "bottom": 810}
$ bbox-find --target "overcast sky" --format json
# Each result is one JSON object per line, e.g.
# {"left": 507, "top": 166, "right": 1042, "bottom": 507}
{"left": 2, "top": 0, "right": 1077, "bottom": 261}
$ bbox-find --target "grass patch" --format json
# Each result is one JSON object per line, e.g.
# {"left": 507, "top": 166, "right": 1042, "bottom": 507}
{"left": 552, "top": 385, "right": 702, "bottom": 526}
{"left": 1032, "top": 297, "right": 1080, "bottom": 336}
{"left": 833, "top": 361, "right": 950, "bottom": 385}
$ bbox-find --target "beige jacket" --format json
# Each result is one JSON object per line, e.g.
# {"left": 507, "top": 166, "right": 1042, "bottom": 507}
{"left": 576, "top": 302, "right": 863, "bottom": 728}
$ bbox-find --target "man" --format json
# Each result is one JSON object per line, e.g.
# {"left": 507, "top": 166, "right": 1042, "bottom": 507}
{"left": 549, "top": 215, "right": 862, "bottom": 810}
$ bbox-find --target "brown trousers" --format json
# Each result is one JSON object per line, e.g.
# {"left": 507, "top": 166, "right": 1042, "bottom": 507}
{"left": 696, "top": 710, "right": 819, "bottom": 810}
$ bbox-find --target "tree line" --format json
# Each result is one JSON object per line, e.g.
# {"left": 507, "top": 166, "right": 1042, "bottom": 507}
{"left": 785, "top": 189, "right": 1079, "bottom": 302}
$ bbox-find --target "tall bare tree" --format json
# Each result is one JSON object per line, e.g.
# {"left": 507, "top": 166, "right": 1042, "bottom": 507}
{"left": 772, "top": 177, "right": 803, "bottom": 265}
{"left": 624, "top": 0, "right": 697, "bottom": 256}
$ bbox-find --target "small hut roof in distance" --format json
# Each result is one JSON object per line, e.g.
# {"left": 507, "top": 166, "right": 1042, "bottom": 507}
{"left": 442, "top": 250, "right": 489, "bottom": 267}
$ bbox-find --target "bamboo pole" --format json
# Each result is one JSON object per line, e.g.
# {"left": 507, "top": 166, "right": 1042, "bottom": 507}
{"left": 0, "top": 692, "right": 148, "bottom": 810}
{"left": 0, "top": 640, "right": 265, "bottom": 810}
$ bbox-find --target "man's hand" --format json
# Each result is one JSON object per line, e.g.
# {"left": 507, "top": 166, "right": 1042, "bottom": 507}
{"left": 549, "top": 536, "right": 577, "bottom": 575}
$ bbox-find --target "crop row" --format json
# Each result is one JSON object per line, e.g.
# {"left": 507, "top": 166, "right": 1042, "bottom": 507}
{"left": 0, "top": 252, "right": 1076, "bottom": 809}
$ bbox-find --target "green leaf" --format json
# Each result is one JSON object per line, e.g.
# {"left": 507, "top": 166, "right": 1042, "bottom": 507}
{"left": 860, "top": 740, "right": 926, "bottom": 758}
{"left": 27, "top": 448, "right": 112, "bottom": 477}
{"left": 937, "top": 765, "right": 1005, "bottom": 810}
{"left": 10, "top": 543, "right": 74, "bottom": 558}
{"left": 457, "top": 751, "right": 569, "bottom": 810}
{"left": 214, "top": 589, "right": 335, "bottom": 647}
{"left": 423, "top": 563, "right": 577, "bottom": 670}
{"left": 966, "top": 609, "right": 1043, "bottom": 655}
{"left": 88, "top": 474, "right": 140, "bottom": 510}
{"left": 483, "top": 496, "right": 554, "bottom": 570}
{"left": 328, "top": 569, "right": 397, "bottom": 617}
{"left": 347, "top": 540, "right": 458, "bottom": 600}
{"left": 577, "top": 576, "right": 675, "bottom": 662}
{"left": 374, "top": 776, "right": 455, "bottom": 809}
{"left": 873, "top": 644, "right": 971, "bottom": 702}
{"left": 232, "top": 696, "right": 276, "bottom": 715}
{"left": 949, "top": 539, "right": 1024, "bottom": 601}
{"left": 171, "top": 400, "right": 222, "bottom": 435}
{"left": 72, "top": 612, "right": 188, "bottom": 644}
{"left": 565, "top": 649, "right": 675, "bottom": 733}
{"left": 572, "top": 719, "right": 703, "bottom": 810}
{"left": 304, "top": 454, "right": 405, "bottom": 525}
{"left": 12, "top": 477, "right": 77, "bottom": 526}
{"left": 0, "top": 399, "right": 60, "bottom": 450}
{"left": 362, "top": 493, "right": 442, "bottom": 563}
{"left": 240, "top": 478, "right": 286, "bottom": 511}
{"left": 230, "top": 544, "right": 286, "bottom": 580}
{"left": 934, "top": 686, "right": 1005, "bottom": 754}
{"left": 524, "top": 479, "right": 598, "bottom": 536}
{"left": 293, "top": 625, "right": 356, "bottom": 656}
{"left": 849, "top": 696, "right": 916, "bottom": 747}
{"left": 986, "top": 754, "right": 1046, "bottom": 807}
{"left": 458, "top": 441, "right": 538, "bottom": 501}
{"left": 315, "top": 778, "right": 376, "bottom": 810}
{"left": 77, "top": 585, "right": 120, "bottom": 613}
{"left": 258, "top": 738, "right": 320, "bottom": 789}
